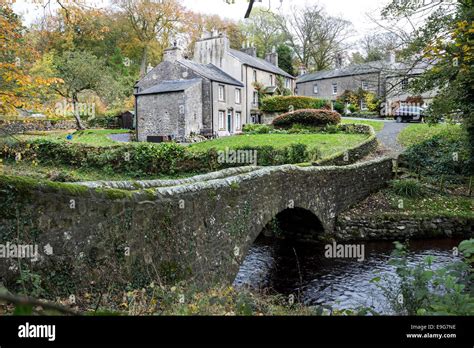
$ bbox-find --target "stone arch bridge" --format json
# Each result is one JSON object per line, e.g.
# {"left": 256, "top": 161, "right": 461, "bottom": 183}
{"left": 0, "top": 157, "right": 393, "bottom": 290}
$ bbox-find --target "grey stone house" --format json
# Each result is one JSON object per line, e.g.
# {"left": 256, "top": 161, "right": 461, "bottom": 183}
{"left": 135, "top": 46, "right": 244, "bottom": 142}
{"left": 135, "top": 32, "right": 295, "bottom": 142}
{"left": 296, "top": 55, "right": 434, "bottom": 115}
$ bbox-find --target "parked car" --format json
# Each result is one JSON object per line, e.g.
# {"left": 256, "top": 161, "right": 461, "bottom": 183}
{"left": 394, "top": 106, "right": 425, "bottom": 123}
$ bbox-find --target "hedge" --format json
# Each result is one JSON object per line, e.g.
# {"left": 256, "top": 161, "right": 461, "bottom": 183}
{"left": 260, "top": 96, "right": 329, "bottom": 113}
{"left": 273, "top": 109, "right": 341, "bottom": 129}
{"left": 0, "top": 138, "right": 322, "bottom": 176}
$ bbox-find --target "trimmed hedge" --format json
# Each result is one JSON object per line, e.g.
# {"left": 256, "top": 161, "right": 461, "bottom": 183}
{"left": 260, "top": 96, "right": 329, "bottom": 113}
{"left": 273, "top": 109, "right": 341, "bottom": 129}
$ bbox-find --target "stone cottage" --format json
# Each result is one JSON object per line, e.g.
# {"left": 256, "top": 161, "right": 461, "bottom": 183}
{"left": 134, "top": 32, "right": 295, "bottom": 142}
{"left": 295, "top": 54, "right": 434, "bottom": 115}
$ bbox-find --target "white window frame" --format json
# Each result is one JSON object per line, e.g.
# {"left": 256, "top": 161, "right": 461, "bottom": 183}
{"left": 218, "top": 110, "right": 225, "bottom": 130}
{"left": 218, "top": 85, "right": 225, "bottom": 101}
{"left": 362, "top": 80, "right": 368, "bottom": 90}
{"left": 253, "top": 91, "right": 259, "bottom": 104}
{"left": 235, "top": 88, "right": 241, "bottom": 104}
{"left": 285, "top": 78, "right": 291, "bottom": 89}
{"left": 332, "top": 83, "right": 338, "bottom": 95}
{"left": 313, "top": 84, "right": 318, "bottom": 94}
{"left": 361, "top": 100, "right": 368, "bottom": 111}
{"left": 235, "top": 112, "right": 242, "bottom": 131}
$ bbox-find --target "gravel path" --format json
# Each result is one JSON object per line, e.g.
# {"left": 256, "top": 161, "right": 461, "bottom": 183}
{"left": 108, "top": 133, "right": 132, "bottom": 143}
{"left": 343, "top": 117, "right": 409, "bottom": 154}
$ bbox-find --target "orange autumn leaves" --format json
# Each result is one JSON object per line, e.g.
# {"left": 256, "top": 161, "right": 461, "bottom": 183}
{"left": 0, "top": 5, "right": 62, "bottom": 116}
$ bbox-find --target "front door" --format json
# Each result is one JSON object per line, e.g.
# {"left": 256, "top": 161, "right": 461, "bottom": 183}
{"left": 227, "top": 111, "right": 233, "bottom": 134}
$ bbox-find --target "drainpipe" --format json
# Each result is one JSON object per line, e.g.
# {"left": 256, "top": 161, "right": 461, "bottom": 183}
{"left": 210, "top": 80, "right": 214, "bottom": 137}
{"left": 245, "top": 65, "right": 249, "bottom": 124}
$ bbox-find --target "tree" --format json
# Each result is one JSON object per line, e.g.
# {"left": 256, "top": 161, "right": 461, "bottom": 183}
{"left": 241, "top": 8, "right": 285, "bottom": 58}
{"left": 276, "top": 44, "right": 295, "bottom": 76}
{"left": 350, "top": 32, "right": 401, "bottom": 64}
{"left": 114, "top": 0, "right": 184, "bottom": 77}
{"left": 382, "top": 0, "right": 474, "bottom": 172}
{"left": 278, "top": 4, "right": 352, "bottom": 71}
{"left": 0, "top": 5, "right": 60, "bottom": 115}
{"left": 54, "top": 51, "right": 113, "bottom": 129}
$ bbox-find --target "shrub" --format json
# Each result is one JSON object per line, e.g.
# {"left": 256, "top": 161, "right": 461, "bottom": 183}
{"left": 272, "top": 109, "right": 341, "bottom": 129}
{"left": 260, "top": 96, "right": 329, "bottom": 113}
{"left": 242, "top": 124, "right": 271, "bottom": 134}
{"left": 390, "top": 179, "right": 425, "bottom": 197}
{"left": 401, "top": 130, "right": 471, "bottom": 178}
{"left": 333, "top": 101, "right": 345, "bottom": 114}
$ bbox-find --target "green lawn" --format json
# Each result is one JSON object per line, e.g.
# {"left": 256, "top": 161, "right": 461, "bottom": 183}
{"left": 341, "top": 119, "right": 384, "bottom": 132}
{"left": 398, "top": 123, "right": 462, "bottom": 147}
{"left": 188, "top": 133, "right": 369, "bottom": 158}
{"left": 19, "top": 129, "right": 131, "bottom": 147}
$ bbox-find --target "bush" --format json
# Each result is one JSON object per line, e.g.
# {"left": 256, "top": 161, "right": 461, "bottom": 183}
{"left": 401, "top": 130, "right": 471, "bottom": 178}
{"left": 272, "top": 109, "right": 341, "bottom": 129}
{"left": 242, "top": 124, "right": 271, "bottom": 134}
{"left": 333, "top": 101, "right": 345, "bottom": 114}
{"left": 390, "top": 179, "right": 425, "bottom": 197}
{"left": 260, "top": 96, "right": 329, "bottom": 113}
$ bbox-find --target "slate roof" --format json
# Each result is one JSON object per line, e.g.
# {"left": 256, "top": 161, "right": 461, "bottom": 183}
{"left": 297, "top": 60, "right": 431, "bottom": 84}
{"left": 178, "top": 59, "right": 244, "bottom": 87}
{"left": 297, "top": 61, "right": 386, "bottom": 84}
{"left": 228, "top": 48, "right": 294, "bottom": 79}
{"left": 135, "top": 78, "right": 202, "bottom": 96}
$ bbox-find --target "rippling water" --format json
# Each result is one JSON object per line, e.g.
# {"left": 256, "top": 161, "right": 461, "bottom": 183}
{"left": 233, "top": 236, "right": 462, "bottom": 314}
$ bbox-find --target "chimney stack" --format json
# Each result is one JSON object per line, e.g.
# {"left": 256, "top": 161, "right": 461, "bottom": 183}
{"left": 265, "top": 46, "right": 278, "bottom": 67}
{"left": 241, "top": 46, "right": 257, "bottom": 57}
{"left": 163, "top": 44, "right": 183, "bottom": 63}
{"left": 298, "top": 65, "right": 307, "bottom": 76}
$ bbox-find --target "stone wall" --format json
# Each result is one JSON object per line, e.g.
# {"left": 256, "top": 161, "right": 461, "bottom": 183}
{"left": 0, "top": 157, "right": 393, "bottom": 292}
{"left": 0, "top": 119, "right": 78, "bottom": 134}
{"left": 335, "top": 215, "right": 474, "bottom": 241}
{"left": 314, "top": 125, "right": 379, "bottom": 166}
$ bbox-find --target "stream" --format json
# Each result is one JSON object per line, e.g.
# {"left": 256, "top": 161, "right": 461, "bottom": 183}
{"left": 233, "top": 235, "right": 463, "bottom": 314}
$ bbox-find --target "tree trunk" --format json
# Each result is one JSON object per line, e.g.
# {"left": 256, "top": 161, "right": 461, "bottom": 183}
{"left": 72, "top": 94, "right": 85, "bottom": 130}
{"left": 139, "top": 45, "right": 149, "bottom": 78}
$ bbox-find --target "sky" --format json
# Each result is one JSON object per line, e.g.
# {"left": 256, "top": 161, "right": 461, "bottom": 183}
{"left": 12, "top": 0, "right": 391, "bottom": 42}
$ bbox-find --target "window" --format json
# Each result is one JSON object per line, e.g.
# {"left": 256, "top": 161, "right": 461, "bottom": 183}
{"left": 235, "top": 112, "right": 241, "bottom": 130}
{"left": 218, "top": 111, "right": 225, "bottom": 130}
{"left": 253, "top": 91, "right": 259, "bottom": 105}
{"left": 401, "top": 78, "right": 409, "bottom": 91}
{"left": 361, "top": 100, "right": 368, "bottom": 111}
{"left": 313, "top": 84, "right": 318, "bottom": 94}
{"left": 253, "top": 70, "right": 257, "bottom": 82}
{"left": 332, "top": 83, "right": 338, "bottom": 95}
{"left": 285, "top": 78, "right": 291, "bottom": 89}
{"left": 362, "top": 80, "right": 368, "bottom": 90}
{"left": 218, "top": 85, "right": 225, "bottom": 101}
{"left": 235, "top": 89, "right": 241, "bottom": 104}
{"left": 270, "top": 74, "right": 274, "bottom": 86}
